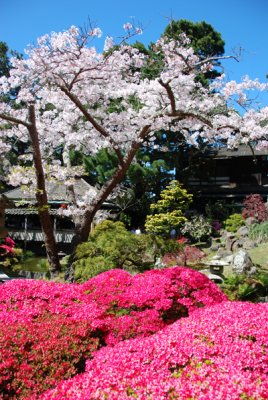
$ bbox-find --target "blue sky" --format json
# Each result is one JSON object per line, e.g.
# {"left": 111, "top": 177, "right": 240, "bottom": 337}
{"left": 1, "top": 0, "right": 268, "bottom": 104}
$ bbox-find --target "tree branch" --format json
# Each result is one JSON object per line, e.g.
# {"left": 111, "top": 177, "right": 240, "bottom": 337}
{"left": 195, "top": 54, "right": 240, "bottom": 67}
{"left": 168, "top": 110, "right": 213, "bottom": 128}
{"left": 0, "top": 113, "right": 31, "bottom": 128}
{"left": 58, "top": 85, "right": 125, "bottom": 166}
{"left": 77, "top": 124, "right": 151, "bottom": 242}
{"left": 158, "top": 79, "right": 176, "bottom": 114}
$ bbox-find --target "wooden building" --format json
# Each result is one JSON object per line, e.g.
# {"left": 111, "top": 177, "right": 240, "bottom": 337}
{"left": 186, "top": 145, "right": 268, "bottom": 204}
{"left": 3, "top": 179, "right": 117, "bottom": 252}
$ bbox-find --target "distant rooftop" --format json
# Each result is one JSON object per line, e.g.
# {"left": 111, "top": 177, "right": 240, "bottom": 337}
{"left": 208, "top": 145, "right": 268, "bottom": 159}
{"left": 4, "top": 178, "right": 97, "bottom": 204}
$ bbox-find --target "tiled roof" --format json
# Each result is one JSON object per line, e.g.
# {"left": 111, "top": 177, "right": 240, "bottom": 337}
{"left": 3, "top": 179, "right": 97, "bottom": 204}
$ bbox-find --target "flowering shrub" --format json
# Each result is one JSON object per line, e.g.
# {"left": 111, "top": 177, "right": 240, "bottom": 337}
{"left": 81, "top": 267, "right": 226, "bottom": 345}
{"left": 0, "top": 316, "right": 99, "bottom": 399}
{"left": 0, "top": 280, "right": 102, "bottom": 399}
{"left": 0, "top": 236, "right": 15, "bottom": 255}
{"left": 0, "top": 237, "right": 15, "bottom": 266}
{"left": 0, "top": 267, "right": 226, "bottom": 398}
{"left": 40, "top": 301, "right": 268, "bottom": 400}
{"left": 0, "top": 237, "right": 23, "bottom": 268}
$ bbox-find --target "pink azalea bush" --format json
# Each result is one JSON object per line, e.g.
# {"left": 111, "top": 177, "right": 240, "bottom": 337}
{"left": 81, "top": 267, "right": 226, "bottom": 344}
{"left": 0, "top": 237, "right": 15, "bottom": 255}
{"left": 0, "top": 267, "right": 226, "bottom": 398}
{"left": 40, "top": 301, "right": 268, "bottom": 400}
{"left": 0, "top": 315, "right": 99, "bottom": 399}
{"left": 0, "top": 280, "right": 102, "bottom": 399}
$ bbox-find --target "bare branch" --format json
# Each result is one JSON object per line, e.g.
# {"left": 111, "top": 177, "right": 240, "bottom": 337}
{"left": 0, "top": 112, "right": 31, "bottom": 128}
{"left": 195, "top": 54, "right": 240, "bottom": 68}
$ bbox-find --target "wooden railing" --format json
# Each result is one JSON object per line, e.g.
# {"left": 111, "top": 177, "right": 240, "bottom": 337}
{"left": 8, "top": 229, "right": 75, "bottom": 243}
{"left": 188, "top": 176, "right": 230, "bottom": 186}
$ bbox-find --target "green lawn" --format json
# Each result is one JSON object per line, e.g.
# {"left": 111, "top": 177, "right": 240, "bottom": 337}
{"left": 248, "top": 242, "right": 268, "bottom": 269}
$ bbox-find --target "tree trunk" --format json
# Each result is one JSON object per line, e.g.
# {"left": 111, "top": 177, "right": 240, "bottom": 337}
{"left": 28, "top": 105, "right": 61, "bottom": 277}
{"left": 64, "top": 168, "right": 126, "bottom": 282}
{"left": 64, "top": 127, "right": 151, "bottom": 282}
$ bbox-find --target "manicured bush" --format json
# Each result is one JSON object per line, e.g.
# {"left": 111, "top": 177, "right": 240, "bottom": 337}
{"left": 145, "top": 180, "right": 193, "bottom": 235}
{"left": 73, "top": 220, "right": 180, "bottom": 281}
{"left": 0, "top": 316, "right": 99, "bottom": 399}
{"left": 181, "top": 214, "right": 212, "bottom": 243}
{"left": 242, "top": 193, "right": 268, "bottom": 222}
{"left": 224, "top": 213, "right": 245, "bottom": 232}
{"left": 40, "top": 301, "right": 268, "bottom": 400}
{"left": 0, "top": 267, "right": 227, "bottom": 398}
{"left": 74, "top": 255, "right": 115, "bottom": 281}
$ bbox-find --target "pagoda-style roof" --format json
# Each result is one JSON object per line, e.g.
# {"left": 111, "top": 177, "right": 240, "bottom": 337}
{"left": 4, "top": 178, "right": 97, "bottom": 205}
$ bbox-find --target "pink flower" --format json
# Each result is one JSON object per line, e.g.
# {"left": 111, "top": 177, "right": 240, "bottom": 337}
{"left": 5, "top": 237, "right": 15, "bottom": 247}
{"left": 0, "top": 244, "right": 14, "bottom": 255}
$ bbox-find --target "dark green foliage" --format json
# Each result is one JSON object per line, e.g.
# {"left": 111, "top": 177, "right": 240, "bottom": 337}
{"left": 0, "top": 42, "right": 10, "bottom": 77}
{"left": 205, "top": 200, "right": 232, "bottom": 222}
{"left": 83, "top": 148, "right": 117, "bottom": 185}
{"left": 73, "top": 220, "right": 180, "bottom": 282}
{"left": 164, "top": 19, "right": 225, "bottom": 85}
{"left": 82, "top": 148, "right": 172, "bottom": 226}
{"left": 164, "top": 19, "right": 225, "bottom": 59}
{"left": 132, "top": 41, "right": 165, "bottom": 80}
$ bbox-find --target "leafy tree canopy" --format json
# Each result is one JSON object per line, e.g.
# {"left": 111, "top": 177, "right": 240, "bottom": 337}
{"left": 164, "top": 19, "right": 225, "bottom": 86}
{"left": 164, "top": 19, "right": 225, "bottom": 58}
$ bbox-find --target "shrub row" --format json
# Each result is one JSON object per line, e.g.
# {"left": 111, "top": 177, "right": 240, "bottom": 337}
{"left": 41, "top": 301, "right": 268, "bottom": 400}
{"left": 0, "top": 267, "right": 226, "bottom": 398}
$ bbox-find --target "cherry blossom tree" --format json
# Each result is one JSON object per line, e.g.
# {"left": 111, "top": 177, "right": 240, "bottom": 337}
{"left": 0, "top": 24, "right": 267, "bottom": 279}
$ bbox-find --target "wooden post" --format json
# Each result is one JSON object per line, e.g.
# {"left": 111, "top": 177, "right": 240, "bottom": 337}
{"left": 24, "top": 215, "right": 28, "bottom": 251}
{"left": 0, "top": 195, "right": 11, "bottom": 239}
{"left": 53, "top": 217, "right": 57, "bottom": 242}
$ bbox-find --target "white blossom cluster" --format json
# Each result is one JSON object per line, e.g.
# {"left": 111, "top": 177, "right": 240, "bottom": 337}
{"left": 0, "top": 24, "right": 267, "bottom": 213}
